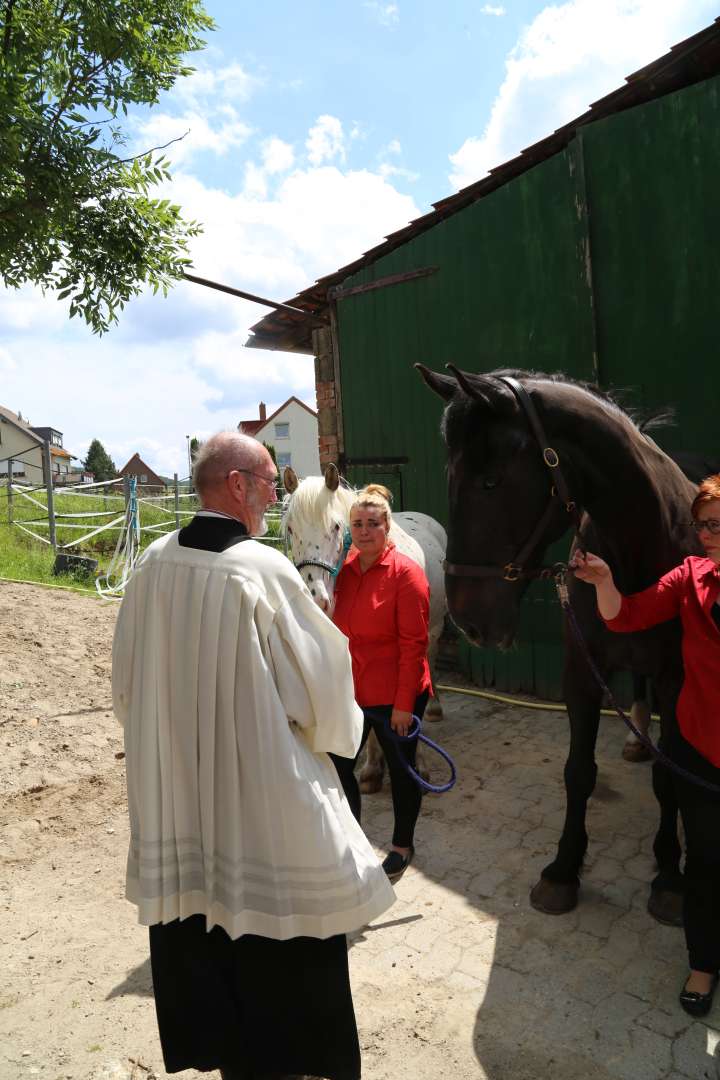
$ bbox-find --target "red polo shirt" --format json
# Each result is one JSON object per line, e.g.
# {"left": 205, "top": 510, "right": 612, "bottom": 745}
{"left": 332, "top": 542, "right": 431, "bottom": 712}
{"left": 603, "top": 556, "right": 720, "bottom": 766}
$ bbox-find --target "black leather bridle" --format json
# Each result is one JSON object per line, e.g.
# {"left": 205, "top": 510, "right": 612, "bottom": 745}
{"left": 444, "top": 375, "right": 584, "bottom": 583}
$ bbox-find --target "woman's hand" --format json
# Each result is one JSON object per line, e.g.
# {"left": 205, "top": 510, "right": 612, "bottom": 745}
{"left": 569, "top": 551, "right": 622, "bottom": 620}
{"left": 570, "top": 550, "right": 612, "bottom": 585}
{"left": 390, "top": 708, "right": 412, "bottom": 737}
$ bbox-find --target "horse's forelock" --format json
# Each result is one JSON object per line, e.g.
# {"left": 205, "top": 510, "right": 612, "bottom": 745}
{"left": 283, "top": 476, "right": 356, "bottom": 535}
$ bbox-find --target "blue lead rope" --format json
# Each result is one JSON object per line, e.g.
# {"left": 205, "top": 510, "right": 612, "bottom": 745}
{"left": 367, "top": 711, "right": 457, "bottom": 794}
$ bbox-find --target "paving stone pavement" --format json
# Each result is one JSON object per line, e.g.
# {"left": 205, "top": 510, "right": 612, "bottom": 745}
{"left": 349, "top": 684, "right": 720, "bottom": 1080}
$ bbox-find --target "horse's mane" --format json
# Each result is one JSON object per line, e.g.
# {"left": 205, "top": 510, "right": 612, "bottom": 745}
{"left": 449, "top": 368, "right": 673, "bottom": 437}
{"left": 283, "top": 476, "right": 356, "bottom": 533}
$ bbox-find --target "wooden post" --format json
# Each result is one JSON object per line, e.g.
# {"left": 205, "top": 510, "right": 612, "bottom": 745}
{"left": 7, "top": 458, "right": 12, "bottom": 527}
{"left": 42, "top": 441, "right": 57, "bottom": 550}
{"left": 173, "top": 473, "right": 180, "bottom": 528}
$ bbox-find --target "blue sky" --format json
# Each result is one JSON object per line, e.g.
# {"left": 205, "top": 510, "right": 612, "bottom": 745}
{"left": 0, "top": 0, "right": 716, "bottom": 477}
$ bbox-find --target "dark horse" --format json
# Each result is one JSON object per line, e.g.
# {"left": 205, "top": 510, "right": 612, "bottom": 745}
{"left": 417, "top": 364, "right": 703, "bottom": 923}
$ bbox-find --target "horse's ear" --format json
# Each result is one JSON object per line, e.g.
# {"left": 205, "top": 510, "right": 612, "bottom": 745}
{"left": 324, "top": 463, "right": 340, "bottom": 491}
{"left": 283, "top": 466, "right": 298, "bottom": 493}
{"left": 415, "top": 363, "right": 458, "bottom": 402}
{"left": 445, "top": 365, "right": 515, "bottom": 412}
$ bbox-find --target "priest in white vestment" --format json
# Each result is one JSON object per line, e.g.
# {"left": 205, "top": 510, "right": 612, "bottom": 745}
{"left": 112, "top": 431, "right": 394, "bottom": 1080}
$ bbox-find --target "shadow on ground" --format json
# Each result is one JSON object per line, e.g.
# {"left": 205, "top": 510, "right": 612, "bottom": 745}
{"left": 356, "top": 685, "right": 720, "bottom": 1080}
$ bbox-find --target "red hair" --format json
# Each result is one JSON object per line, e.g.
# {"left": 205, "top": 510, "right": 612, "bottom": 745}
{"left": 691, "top": 473, "right": 720, "bottom": 518}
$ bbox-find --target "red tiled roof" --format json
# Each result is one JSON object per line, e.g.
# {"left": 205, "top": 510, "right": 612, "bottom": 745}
{"left": 238, "top": 396, "right": 317, "bottom": 437}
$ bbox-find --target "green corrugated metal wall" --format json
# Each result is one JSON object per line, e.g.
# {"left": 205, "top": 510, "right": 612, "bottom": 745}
{"left": 336, "top": 74, "right": 720, "bottom": 699}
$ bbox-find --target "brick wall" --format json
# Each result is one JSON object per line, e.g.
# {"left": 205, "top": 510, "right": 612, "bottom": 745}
{"left": 313, "top": 327, "right": 340, "bottom": 468}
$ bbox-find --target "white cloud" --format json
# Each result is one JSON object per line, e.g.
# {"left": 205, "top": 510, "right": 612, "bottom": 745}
{"left": 136, "top": 108, "right": 252, "bottom": 166}
{"left": 364, "top": 2, "right": 400, "bottom": 26}
{"left": 133, "top": 61, "right": 259, "bottom": 168}
{"left": 262, "top": 137, "right": 295, "bottom": 174}
{"left": 306, "top": 115, "right": 347, "bottom": 166}
{"left": 379, "top": 162, "right": 419, "bottom": 182}
{"left": 480, "top": 4, "right": 506, "bottom": 15}
{"left": 450, "top": 0, "right": 718, "bottom": 189}
{"left": 174, "top": 62, "right": 260, "bottom": 107}
{"left": 243, "top": 161, "right": 268, "bottom": 199}
{"left": 0, "top": 345, "right": 16, "bottom": 373}
{"left": 385, "top": 138, "right": 402, "bottom": 155}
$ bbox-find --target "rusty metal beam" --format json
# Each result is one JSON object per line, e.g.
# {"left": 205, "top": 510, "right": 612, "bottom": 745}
{"left": 183, "top": 272, "right": 329, "bottom": 326}
{"left": 327, "top": 266, "right": 439, "bottom": 302}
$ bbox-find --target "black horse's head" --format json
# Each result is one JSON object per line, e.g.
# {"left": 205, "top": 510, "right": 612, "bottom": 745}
{"left": 417, "top": 364, "right": 577, "bottom": 649}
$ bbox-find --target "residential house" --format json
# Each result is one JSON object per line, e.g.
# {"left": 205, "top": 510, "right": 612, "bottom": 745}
{"left": 30, "top": 426, "right": 74, "bottom": 485}
{"left": 238, "top": 397, "right": 320, "bottom": 477}
{"left": 0, "top": 406, "right": 46, "bottom": 486}
{"left": 117, "top": 453, "right": 165, "bottom": 493}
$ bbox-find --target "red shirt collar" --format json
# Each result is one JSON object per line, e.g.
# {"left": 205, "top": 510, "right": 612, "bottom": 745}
{"left": 697, "top": 556, "right": 720, "bottom": 582}
{"left": 344, "top": 539, "right": 396, "bottom": 575}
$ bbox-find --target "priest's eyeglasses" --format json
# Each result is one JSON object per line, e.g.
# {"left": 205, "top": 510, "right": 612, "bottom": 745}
{"left": 688, "top": 518, "right": 720, "bottom": 536}
{"left": 229, "top": 469, "right": 279, "bottom": 491}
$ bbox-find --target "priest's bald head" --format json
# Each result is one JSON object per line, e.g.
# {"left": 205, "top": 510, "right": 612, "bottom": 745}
{"left": 193, "top": 431, "right": 278, "bottom": 535}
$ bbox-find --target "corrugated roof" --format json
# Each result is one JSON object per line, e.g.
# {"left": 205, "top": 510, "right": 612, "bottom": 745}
{"left": 245, "top": 17, "right": 720, "bottom": 355}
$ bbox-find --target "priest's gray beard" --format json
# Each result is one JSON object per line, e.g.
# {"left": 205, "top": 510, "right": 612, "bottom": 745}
{"left": 254, "top": 515, "right": 269, "bottom": 537}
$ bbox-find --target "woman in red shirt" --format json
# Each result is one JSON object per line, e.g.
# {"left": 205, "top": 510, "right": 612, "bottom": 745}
{"left": 573, "top": 473, "right": 720, "bottom": 1017}
{"left": 330, "top": 485, "right": 431, "bottom": 884}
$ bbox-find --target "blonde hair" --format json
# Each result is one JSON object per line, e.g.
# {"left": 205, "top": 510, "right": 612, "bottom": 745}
{"left": 350, "top": 483, "right": 393, "bottom": 528}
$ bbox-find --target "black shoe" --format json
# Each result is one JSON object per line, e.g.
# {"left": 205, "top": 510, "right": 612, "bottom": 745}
{"left": 382, "top": 846, "right": 414, "bottom": 884}
{"left": 679, "top": 973, "right": 718, "bottom": 1017}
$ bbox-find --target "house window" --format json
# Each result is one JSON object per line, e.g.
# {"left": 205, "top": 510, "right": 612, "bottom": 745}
{"left": 140, "top": 474, "right": 148, "bottom": 483}
{"left": 274, "top": 422, "right": 289, "bottom": 439}
{"left": 277, "top": 452, "right": 292, "bottom": 469}
{"left": 51, "top": 432, "right": 62, "bottom": 447}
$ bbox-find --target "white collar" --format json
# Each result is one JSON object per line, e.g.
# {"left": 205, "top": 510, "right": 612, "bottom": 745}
{"left": 196, "top": 509, "right": 245, "bottom": 523}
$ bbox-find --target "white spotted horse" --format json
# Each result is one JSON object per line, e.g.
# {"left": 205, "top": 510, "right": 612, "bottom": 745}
{"left": 282, "top": 464, "right": 447, "bottom": 794}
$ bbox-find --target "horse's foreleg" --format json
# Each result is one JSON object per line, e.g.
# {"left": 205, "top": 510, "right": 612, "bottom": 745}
{"left": 359, "top": 729, "right": 385, "bottom": 794}
{"left": 622, "top": 673, "right": 652, "bottom": 762}
{"left": 646, "top": 673, "right": 683, "bottom": 926}
{"left": 424, "top": 633, "right": 444, "bottom": 722}
{"left": 530, "top": 663, "right": 602, "bottom": 916}
{"left": 424, "top": 691, "right": 443, "bottom": 722}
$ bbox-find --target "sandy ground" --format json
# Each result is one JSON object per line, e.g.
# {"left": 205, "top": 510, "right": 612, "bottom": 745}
{"left": 1, "top": 579, "right": 720, "bottom": 1080}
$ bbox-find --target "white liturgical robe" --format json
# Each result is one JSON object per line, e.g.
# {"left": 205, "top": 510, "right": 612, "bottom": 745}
{"left": 112, "top": 530, "right": 395, "bottom": 940}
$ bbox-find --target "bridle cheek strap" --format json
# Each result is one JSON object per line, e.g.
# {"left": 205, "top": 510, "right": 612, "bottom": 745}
{"left": 294, "top": 527, "right": 352, "bottom": 580}
{"left": 444, "top": 375, "right": 583, "bottom": 583}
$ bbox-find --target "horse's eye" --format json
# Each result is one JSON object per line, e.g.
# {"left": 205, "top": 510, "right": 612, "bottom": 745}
{"left": 333, "top": 523, "right": 340, "bottom": 531}
{"left": 483, "top": 477, "right": 499, "bottom": 490}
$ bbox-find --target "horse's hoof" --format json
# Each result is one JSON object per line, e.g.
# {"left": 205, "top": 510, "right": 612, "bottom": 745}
{"left": 424, "top": 701, "right": 443, "bottom": 723}
{"left": 647, "top": 889, "right": 683, "bottom": 927}
{"left": 359, "top": 773, "right": 383, "bottom": 795}
{"left": 622, "top": 740, "right": 652, "bottom": 763}
{"left": 529, "top": 877, "right": 579, "bottom": 915}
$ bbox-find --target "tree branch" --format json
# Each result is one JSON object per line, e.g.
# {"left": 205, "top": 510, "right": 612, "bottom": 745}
{"left": 116, "top": 130, "right": 190, "bottom": 164}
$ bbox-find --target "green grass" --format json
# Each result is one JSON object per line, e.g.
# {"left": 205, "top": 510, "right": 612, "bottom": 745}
{"left": 0, "top": 482, "right": 286, "bottom": 591}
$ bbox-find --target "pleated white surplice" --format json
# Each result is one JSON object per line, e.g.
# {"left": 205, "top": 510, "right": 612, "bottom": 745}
{"left": 112, "top": 532, "right": 395, "bottom": 940}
